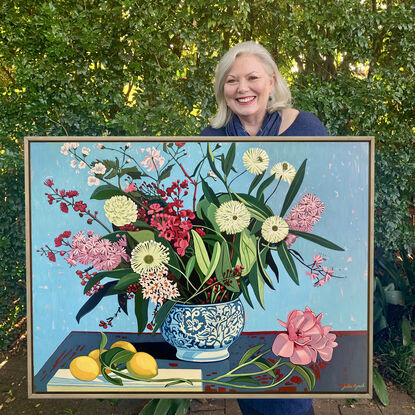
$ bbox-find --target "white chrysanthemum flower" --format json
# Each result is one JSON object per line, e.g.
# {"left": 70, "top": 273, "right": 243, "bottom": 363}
{"left": 130, "top": 241, "right": 170, "bottom": 274}
{"left": 215, "top": 201, "right": 251, "bottom": 234}
{"left": 242, "top": 148, "right": 269, "bottom": 175}
{"left": 271, "top": 162, "right": 296, "bottom": 184}
{"left": 104, "top": 195, "right": 138, "bottom": 226}
{"left": 261, "top": 216, "right": 290, "bottom": 243}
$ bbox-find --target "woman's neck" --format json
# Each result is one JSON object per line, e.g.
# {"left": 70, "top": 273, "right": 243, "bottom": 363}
{"left": 239, "top": 113, "right": 266, "bottom": 136}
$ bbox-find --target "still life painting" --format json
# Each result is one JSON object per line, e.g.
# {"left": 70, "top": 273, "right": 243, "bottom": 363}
{"left": 25, "top": 136, "right": 373, "bottom": 398}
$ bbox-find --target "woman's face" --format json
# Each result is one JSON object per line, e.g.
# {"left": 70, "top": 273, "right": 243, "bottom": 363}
{"left": 223, "top": 54, "right": 275, "bottom": 125}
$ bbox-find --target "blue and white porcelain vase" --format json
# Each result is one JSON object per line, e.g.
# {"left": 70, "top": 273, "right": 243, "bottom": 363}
{"left": 160, "top": 298, "right": 245, "bottom": 362}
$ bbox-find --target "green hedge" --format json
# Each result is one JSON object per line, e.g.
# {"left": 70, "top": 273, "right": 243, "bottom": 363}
{"left": 0, "top": 0, "right": 414, "bottom": 349}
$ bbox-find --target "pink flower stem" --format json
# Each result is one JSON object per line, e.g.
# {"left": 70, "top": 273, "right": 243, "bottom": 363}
{"left": 48, "top": 188, "right": 111, "bottom": 233}
{"left": 289, "top": 249, "right": 342, "bottom": 280}
{"left": 178, "top": 163, "right": 197, "bottom": 211}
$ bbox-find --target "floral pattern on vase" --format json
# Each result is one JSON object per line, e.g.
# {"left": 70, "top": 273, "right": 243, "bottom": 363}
{"left": 160, "top": 298, "right": 245, "bottom": 362}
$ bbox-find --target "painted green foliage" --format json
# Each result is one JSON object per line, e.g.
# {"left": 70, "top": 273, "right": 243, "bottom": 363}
{"left": 0, "top": 0, "right": 414, "bottom": 347}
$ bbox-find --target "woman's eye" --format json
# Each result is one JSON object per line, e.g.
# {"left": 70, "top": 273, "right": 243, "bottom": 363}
{"left": 226, "top": 79, "right": 236, "bottom": 84}
{"left": 249, "top": 76, "right": 258, "bottom": 80}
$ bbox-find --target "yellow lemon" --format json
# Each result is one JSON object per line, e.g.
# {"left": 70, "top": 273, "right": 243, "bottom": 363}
{"left": 88, "top": 349, "right": 111, "bottom": 373}
{"left": 110, "top": 340, "right": 137, "bottom": 353}
{"left": 126, "top": 352, "right": 158, "bottom": 379}
{"left": 69, "top": 356, "right": 100, "bottom": 381}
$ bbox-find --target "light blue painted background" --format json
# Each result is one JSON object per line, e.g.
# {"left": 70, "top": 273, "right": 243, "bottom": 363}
{"left": 30, "top": 140, "right": 369, "bottom": 373}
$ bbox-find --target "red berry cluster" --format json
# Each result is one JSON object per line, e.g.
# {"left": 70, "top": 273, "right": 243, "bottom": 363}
{"left": 125, "top": 282, "right": 141, "bottom": 300}
{"left": 75, "top": 270, "right": 101, "bottom": 296}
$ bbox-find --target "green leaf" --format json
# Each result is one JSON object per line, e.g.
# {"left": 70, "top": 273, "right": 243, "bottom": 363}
{"left": 227, "top": 376, "right": 260, "bottom": 385}
{"left": 253, "top": 357, "right": 276, "bottom": 378}
{"left": 109, "top": 349, "right": 136, "bottom": 367}
{"left": 102, "top": 369, "right": 123, "bottom": 386}
{"left": 154, "top": 398, "right": 175, "bottom": 415}
{"left": 231, "top": 191, "right": 268, "bottom": 221}
{"left": 206, "top": 204, "right": 220, "bottom": 232}
{"left": 238, "top": 344, "right": 264, "bottom": 365}
{"left": 135, "top": 289, "right": 149, "bottom": 334}
{"left": 204, "top": 241, "right": 221, "bottom": 281}
{"left": 185, "top": 255, "right": 196, "bottom": 279}
{"left": 174, "top": 399, "right": 191, "bottom": 415}
{"left": 139, "top": 400, "right": 160, "bottom": 415}
{"left": 280, "top": 159, "right": 307, "bottom": 217}
{"left": 191, "top": 229, "right": 210, "bottom": 275}
{"left": 257, "top": 245, "right": 274, "bottom": 290}
{"left": 90, "top": 184, "right": 125, "bottom": 200}
{"left": 77, "top": 281, "right": 118, "bottom": 322}
{"left": 159, "top": 164, "right": 174, "bottom": 182}
{"left": 402, "top": 317, "right": 411, "bottom": 346}
{"left": 255, "top": 174, "right": 276, "bottom": 200}
{"left": 289, "top": 230, "right": 344, "bottom": 251}
{"left": 373, "top": 367, "right": 389, "bottom": 406}
{"left": 201, "top": 177, "right": 219, "bottom": 206}
{"left": 239, "top": 229, "right": 257, "bottom": 276}
{"left": 248, "top": 171, "right": 266, "bottom": 195}
{"left": 101, "top": 347, "right": 133, "bottom": 367}
{"left": 99, "top": 332, "right": 108, "bottom": 352}
{"left": 216, "top": 242, "right": 232, "bottom": 284}
{"left": 127, "top": 230, "right": 155, "bottom": 243}
{"left": 277, "top": 242, "right": 299, "bottom": 285}
{"left": 385, "top": 290, "right": 404, "bottom": 305}
{"left": 207, "top": 143, "right": 224, "bottom": 183}
{"left": 83, "top": 268, "right": 132, "bottom": 294}
{"left": 284, "top": 363, "right": 316, "bottom": 390}
{"left": 152, "top": 300, "right": 177, "bottom": 334}
{"left": 223, "top": 142, "right": 236, "bottom": 176}
{"left": 120, "top": 166, "right": 142, "bottom": 179}
{"left": 240, "top": 277, "right": 254, "bottom": 308}
{"left": 248, "top": 262, "right": 265, "bottom": 309}
{"left": 114, "top": 273, "right": 140, "bottom": 290}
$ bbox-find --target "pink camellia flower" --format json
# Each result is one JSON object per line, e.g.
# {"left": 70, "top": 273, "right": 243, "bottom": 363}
{"left": 272, "top": 307, "right": 338, "bottom": 365}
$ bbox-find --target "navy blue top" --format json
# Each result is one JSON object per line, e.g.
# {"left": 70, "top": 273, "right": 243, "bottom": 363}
{"left": 200, "top": 109, "right": 326, "bottom": 415}
{"left": 200, "top": 110, "right": 328, "bottom": 137}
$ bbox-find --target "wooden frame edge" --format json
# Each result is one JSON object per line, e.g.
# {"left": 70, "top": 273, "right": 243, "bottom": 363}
{"left": 24, "top": 136, "right": 374, "bottom": 399}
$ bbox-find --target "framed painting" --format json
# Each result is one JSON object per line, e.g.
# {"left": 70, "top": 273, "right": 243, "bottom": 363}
{"left": 25, "top": 136, "right": 374, "bottom": 398}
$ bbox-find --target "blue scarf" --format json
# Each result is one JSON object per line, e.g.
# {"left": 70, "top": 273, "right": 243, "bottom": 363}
{"left": 225, "top": 111, "right": 282, "bottom": 137}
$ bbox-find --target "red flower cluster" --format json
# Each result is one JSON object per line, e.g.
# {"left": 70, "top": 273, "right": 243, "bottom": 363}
{"left": 54, "top": 230, "right": 71, "bottom": 247}
{"left": 137, "top": 180, "right": 199, "bottom": 256}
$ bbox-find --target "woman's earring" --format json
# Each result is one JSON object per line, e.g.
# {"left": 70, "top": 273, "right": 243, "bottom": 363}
{"left": 268, "top": 95, "right": 272, "bottom": 102}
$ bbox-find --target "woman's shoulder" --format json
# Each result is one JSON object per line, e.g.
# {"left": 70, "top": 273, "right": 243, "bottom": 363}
{"left": 199, "top": 125, "right": 227, "bottom": 136}
{"left": 280, "top": 110, "right": 328, "bottom": 136}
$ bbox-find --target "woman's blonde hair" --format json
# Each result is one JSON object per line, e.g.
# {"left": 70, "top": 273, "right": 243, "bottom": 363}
{"left": 210, "top": 41, "right": 292, "bottom": 128}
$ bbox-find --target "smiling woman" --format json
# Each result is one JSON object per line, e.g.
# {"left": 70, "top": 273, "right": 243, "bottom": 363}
{"left": 200, "top": 40, "right": 327, "bottom": 415}
{"left": 201, "top": 41, "right": 327, "bottom": 139}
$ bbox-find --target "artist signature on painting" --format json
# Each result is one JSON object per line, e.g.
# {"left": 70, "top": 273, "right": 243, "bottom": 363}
{"left": 339, "top": 383, "right": 366, "bottom": 391}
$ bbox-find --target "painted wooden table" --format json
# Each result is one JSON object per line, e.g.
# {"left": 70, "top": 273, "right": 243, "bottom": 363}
{"left": 32, "top": 330, "right": 368, "bottom": 397}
